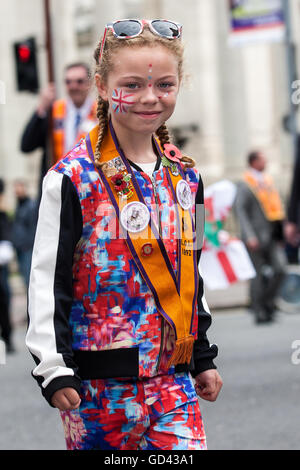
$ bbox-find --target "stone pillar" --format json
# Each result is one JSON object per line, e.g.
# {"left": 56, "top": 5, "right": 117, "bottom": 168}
{"left": 215, "top": 0, "right": 249, "bottom": 178}
{"left": 162, "top": 0, "right": 225, "bottom": 181}
{"left": 215, "top": 0, "right": 292, "bottom": 192}
{"left": 51, "top": 0, "right": 78, "bottom": 98}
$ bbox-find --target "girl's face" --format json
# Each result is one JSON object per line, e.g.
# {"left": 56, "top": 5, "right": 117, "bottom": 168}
{"left": 96, "top": 45, "right": 180, "bottom": 136}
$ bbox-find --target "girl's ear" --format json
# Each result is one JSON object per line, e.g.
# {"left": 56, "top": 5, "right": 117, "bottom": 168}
{"left": 95, "top": 74, "right": 109, "bottom": 101}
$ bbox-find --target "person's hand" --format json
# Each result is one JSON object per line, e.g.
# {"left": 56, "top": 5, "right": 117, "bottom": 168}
{"left": 284, "top": 221, "right": 300, "bottom": 247}
{"left": 36, "top": 83, "right": 56, "bottom": 117}
{"left": 51, "top": 387, "right": 81, "bottom": 411}
{"left": 246, "top": 237, "right": 260, "bottom": 251}
{"left": 194, "top": 369, "right": 223, "bottom": 402}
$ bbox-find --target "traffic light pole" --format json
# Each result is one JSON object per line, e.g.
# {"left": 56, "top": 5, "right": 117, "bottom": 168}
{"left": 44, "top": 0, "right": 54, "bottom": 82}
{"left": 44, "top": 0, "right": 55, "bottom": 166}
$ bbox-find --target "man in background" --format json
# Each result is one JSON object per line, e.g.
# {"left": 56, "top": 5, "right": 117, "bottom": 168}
{"left": 0, "top": 178, "right": 14, "bottom": 352}
{"left": 20, "top": 62, "right": 97, "bottom": 195}
{"left": 284, "top": 138, "right": 300, "bottom": 251}
{"left": 233, "top": 150, "right": 286, "bottom": 324}
{"left": 11, "top": 180, "right": 37, "bottom": 289}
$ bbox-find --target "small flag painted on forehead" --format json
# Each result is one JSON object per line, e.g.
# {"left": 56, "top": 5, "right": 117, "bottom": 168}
{"left": 112, "top": 88, "right": 135, "bottom": 113}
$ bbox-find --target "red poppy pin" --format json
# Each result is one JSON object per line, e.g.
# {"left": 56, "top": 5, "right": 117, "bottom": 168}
{"left": 111, "top": 172, "right": 134, "bottom": 199}
{"left": 163, "top": 144, "right": 182, "bottom": 163}
{"left": 111, "top": 173, "right": 127, "bottom": 191}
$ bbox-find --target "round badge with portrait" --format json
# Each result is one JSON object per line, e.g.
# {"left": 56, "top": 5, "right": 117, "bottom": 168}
{"left": 176, "top": 179, "right": 193, "bottom": 210}
{"left": 120, "top": 201, "right": 150, "bottom": 233}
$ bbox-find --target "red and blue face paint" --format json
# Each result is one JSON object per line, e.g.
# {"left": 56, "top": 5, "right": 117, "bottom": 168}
{"left": 111, "top": 88, "right": 135, "bottom": 113}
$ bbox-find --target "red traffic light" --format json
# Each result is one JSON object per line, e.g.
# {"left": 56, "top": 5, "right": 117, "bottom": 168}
{"left": 14, "top": 37, "right": 39, "bottom": 93}
{"left": 18, "top": 44, "right": 31, "bottom": 63}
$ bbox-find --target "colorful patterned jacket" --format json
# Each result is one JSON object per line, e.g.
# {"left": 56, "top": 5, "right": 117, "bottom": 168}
{"left": 26, "top": 131, "right": 218, "bottom": 405}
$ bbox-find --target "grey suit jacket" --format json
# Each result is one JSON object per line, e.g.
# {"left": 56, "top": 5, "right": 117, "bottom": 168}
{"left": 233, "top": 181, "right": 273, "bottom": 248}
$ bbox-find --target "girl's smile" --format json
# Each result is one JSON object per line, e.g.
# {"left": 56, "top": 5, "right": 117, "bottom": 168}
{"left": 133, "top": 110, "right": 162, "bottom": 119}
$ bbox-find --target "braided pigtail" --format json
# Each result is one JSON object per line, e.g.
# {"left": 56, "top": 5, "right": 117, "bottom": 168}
{"left": 156, "top": 122, "right": 171, "bottom": 147}
{"left": 157, "top": 123, "right": 195, "bottom": 169}
{"left": 180, "top": 155, "right": 196, "bottom": 169}
{"left": 94, "top": 96, "right": 109, "bottom": 168}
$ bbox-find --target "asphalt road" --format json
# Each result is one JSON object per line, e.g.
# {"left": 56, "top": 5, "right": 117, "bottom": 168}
{"left": 200, "top": 308, "right": 300, "bottom": 450}
{"left": 1, "top": 307, "right": 300, "bottom": 450}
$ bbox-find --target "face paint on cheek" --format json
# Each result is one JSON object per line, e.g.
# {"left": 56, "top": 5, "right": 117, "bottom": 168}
{"left": 111, "top": 88, "right": 135, "bottom": 114}
{"left": 158, "top": 92, "right": 170, "bottom": 100}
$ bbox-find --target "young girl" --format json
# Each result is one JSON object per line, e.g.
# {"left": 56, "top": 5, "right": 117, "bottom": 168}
{"left": 26, "top": 19, "right": 222, "bottom": 451}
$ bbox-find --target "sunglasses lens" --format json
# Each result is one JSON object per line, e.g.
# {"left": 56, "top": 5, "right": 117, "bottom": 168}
{"left": 151, "top": 20, "right": 180, "bottom": 38}
{"left": 113, "top": 20, "right": 141, "bottom": 37}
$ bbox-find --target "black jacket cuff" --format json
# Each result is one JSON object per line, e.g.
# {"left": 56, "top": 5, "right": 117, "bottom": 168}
{"left": 191, "top": 343, "right": 218, "bottom": 378}
{"left": 42, "top": 375, "right": 81, "bottom": 407}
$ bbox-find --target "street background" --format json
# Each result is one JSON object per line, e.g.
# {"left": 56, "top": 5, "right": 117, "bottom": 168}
{"left": 1, "top": 0, "right": 300, "bottom": 452}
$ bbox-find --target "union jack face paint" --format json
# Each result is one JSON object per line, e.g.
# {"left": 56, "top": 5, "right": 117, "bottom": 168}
{"left": 112, "top": 88, "right": 135, "bottom": 113}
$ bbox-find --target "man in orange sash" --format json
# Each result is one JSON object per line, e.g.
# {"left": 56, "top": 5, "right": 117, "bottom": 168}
{"left": 20, "top": 62, "right": 97, "bottom": 196}
{"left": 234, "top": 150, "right": 286, "bottom": 323}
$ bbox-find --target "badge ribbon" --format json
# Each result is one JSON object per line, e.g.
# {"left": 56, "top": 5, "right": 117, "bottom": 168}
{"left": 86, "top": 121, "right": 199, "bottom": 366}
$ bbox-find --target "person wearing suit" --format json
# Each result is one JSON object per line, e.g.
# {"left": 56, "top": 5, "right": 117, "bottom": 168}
{"left": 285, "top": 136, "right": 300, "bottom": 250}
{"left": 233, "top": 151, "right": 286, "bottom": 323}
{"left": 0, "top": 178, "right": 14, "bottom": 352}
{"left": 20, "top": 63, "right": 97, "bottom": 197}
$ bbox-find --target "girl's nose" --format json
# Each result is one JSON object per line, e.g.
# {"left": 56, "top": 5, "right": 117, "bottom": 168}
{"left": 140, "top": 85, "right": 159, "bottom": 104}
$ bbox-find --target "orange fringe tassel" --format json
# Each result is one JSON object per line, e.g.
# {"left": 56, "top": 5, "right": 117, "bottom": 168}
{"left": 168, "top": 335, "right": 195, "bottom": 367}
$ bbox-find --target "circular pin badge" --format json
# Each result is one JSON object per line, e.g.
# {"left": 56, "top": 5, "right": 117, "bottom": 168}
{"left": 120, "top": 201, "right": 150, "bottom": 233}
{"left": 170, "top": 163, "right": 180, "bottom": 176}
{"left": 176, "top": 179, "right": 193, "bottom": 210}
{"left": 141, "top": 243, "right": 153, "bottom": 257}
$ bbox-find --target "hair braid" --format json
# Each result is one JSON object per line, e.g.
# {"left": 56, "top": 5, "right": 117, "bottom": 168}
{"left": 180, "top": 155, "right": 196, "bottom": 169}
{"left": 156, "top": 123, "right": 171, "bottom": 148}
{"left": 94, "top": 96, "right": 109, "bottom": 168}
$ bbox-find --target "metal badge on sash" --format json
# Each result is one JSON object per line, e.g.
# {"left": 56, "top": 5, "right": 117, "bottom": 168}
{"left": 176, "top": 179, "right": 193, "bottom": 210}
{"left": 120, "top": 202, "right": 150, "bottom": 233}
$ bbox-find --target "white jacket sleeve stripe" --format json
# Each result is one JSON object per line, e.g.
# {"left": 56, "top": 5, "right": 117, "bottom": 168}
{"left": 26, "top": 171, "right": 75, "bottom": 389}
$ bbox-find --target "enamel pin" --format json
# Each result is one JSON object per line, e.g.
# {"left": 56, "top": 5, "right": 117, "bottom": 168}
{"left": 176, "top": 179, "right": 193, "bottom": 210}
{"left": 120, "top": 201, "right": 150, "bottom": 233}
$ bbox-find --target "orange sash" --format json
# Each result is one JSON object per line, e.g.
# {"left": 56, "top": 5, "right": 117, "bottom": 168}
{"left": 243, "top": 170, "right": 285, "bottom": 221}
{"left": 52, "top": 99, "right": 97, "bottom": 163}
{"left": 85, "top": 123, "right": 199, "bottom": 366}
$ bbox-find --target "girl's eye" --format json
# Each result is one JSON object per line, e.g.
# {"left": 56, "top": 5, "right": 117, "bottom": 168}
{"left": 158, "top": 82, "right": 174, "bottom": 89}
{"left": 125, "top": 83, "right": 139, "bottom": 90}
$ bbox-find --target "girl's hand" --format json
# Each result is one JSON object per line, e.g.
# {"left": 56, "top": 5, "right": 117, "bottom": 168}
{"left": 246, "top": 237, "right": 260, "bottom": 251}
{"left": 194, "top": 369, "right": 223, "bottom": 402}
{"left": 51, "top": 387, "right": 81, "bottom": 411}
{"left": 36, "top": 83, "right": 56, "bottom": 117}
{"left": 284, "top": 221, "right": 300, "bottom": 247}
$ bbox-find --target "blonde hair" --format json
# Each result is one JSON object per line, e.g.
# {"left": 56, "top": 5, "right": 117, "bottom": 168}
{"left": 93, "top": 27, "right": 195, "bottom": 168}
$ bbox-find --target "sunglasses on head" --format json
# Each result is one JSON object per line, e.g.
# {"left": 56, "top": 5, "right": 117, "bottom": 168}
{"left": 99, "top": 19, "right": 182, "bottom": 63}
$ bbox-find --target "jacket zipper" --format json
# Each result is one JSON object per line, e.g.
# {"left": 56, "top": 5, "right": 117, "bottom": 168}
{"left": 150, "top": 174, "right": 164, "bottom": 372}
{"left": 150, "top": 174, "right": 162, "bottom": 237}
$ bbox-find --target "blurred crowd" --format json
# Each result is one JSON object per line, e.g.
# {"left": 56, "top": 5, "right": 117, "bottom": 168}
{"left": 0, "top": 178, "right": 37, "bottom": 352}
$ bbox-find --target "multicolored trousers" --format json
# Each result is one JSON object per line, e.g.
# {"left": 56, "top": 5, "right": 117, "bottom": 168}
{"left": 60, "top": 372, "right": 206, "bottom": 450}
